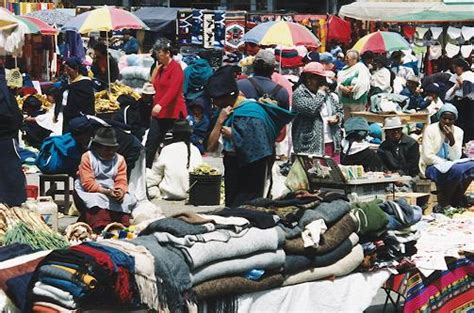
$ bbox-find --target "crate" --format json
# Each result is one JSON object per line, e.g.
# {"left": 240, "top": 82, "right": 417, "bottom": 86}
{"left": 387, "top": 192, "right": 431, "bottom": 206}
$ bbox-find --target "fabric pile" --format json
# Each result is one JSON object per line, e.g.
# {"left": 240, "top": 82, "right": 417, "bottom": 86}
{"left": 25, "top": 240, "right": 159, "bottom": 312}
{"left": 354, "top": 199, "right": 423, "bottom": 273}
{"left": 119, "top": 54, "right": 154, "bottom": 88}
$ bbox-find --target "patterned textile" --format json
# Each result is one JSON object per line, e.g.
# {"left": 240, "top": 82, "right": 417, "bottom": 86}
{"left": 192, "top": 9, "right": 204, "bottom": 45}
{"left": 178, "top": 10, "right": 193, "bottom": 45}
{"left": 214, "top": 11, "right": 225, "bottom": 48}
{"left": 384, "top": 258, "right": 474, "bottom": 313}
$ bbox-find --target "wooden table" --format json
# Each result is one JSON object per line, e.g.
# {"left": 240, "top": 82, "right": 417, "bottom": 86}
{"left": 350, "top": 111, "right": 430, "bottom": 126}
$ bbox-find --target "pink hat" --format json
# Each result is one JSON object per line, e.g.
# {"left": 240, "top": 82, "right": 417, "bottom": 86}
{"left": 302, "top": 62, "right": 333, "bottom": 77}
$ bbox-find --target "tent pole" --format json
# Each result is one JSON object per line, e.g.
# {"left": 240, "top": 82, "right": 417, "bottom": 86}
{"left": 106, "top": 30, "right": 111, "bottom": 93}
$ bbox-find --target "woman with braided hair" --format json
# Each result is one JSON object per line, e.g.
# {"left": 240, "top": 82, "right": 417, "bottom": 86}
{"left": 146, "top": 120, "right": 203, "bottom": 200}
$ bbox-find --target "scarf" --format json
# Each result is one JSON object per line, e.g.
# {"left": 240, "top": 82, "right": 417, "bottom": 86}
{"left": 99, "top": 239, "right": 159, "bottom": 311}
{"left": 341, "top": 138, "right": 370, "bottom": 155}
{"left": 38, "top": 264, "right": 97, "bottom": 288}
{"left": 337, "top": 62, "right": 370, "bottom": 104}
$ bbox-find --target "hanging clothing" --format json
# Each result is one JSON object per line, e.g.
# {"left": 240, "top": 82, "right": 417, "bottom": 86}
{"left": 447, "top": 27, "right": 462, "bottom": 40}
{"left": 445, "top": 43, "right": 460, "bottom": 58}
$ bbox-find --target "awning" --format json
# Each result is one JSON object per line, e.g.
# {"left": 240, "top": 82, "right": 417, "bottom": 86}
{"left": 339, "top": 2, "right": 474, "bottom": 22}
{"left": 133, "top": 7, "right": 179, "bottom": 34}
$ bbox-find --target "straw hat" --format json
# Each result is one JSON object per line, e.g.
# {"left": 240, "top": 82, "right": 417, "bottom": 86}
{"left": 141, "top": 82, "right": 155, "bottom": 95}
{"left": 383, "top": 116, "right": 404, "bottom": 130}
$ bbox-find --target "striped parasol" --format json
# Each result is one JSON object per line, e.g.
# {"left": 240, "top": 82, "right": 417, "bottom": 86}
{"left": 62, "top": 6, "right": 149, "bottom": 33}
{"left": 243, "top": 21, "right": 320, "bottom": 47}
{"left": 352, "top": 31, "right": 410, "bottom": 54}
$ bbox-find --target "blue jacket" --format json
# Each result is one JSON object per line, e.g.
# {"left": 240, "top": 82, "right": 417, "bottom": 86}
{"left": 400, "top": 87, "right": 426, "bottom": 110}
{"left": 123, "top": 37, "right": 139, "bottom": 54}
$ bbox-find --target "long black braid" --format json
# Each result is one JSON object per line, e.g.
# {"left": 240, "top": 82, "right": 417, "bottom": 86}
{"left": 173, "top": 132, "right": 192, "bottom": 169}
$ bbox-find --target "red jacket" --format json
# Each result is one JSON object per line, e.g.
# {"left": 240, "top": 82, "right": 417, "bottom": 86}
{"left": 152, "top": 59, "right": 187, "bottom": 119}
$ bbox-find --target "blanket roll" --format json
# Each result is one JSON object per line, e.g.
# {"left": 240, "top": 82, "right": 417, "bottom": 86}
{"left": 282, "top": 244, "right": 364, "bottom": 287}
{"left": 193, "top": 274, "right": 285, "bottom": 300}
{"left": 191, "top": 249, "right": 285, "bottom": 286}
{"left": 284, "top": 214, "right": 358, "bottom": 256}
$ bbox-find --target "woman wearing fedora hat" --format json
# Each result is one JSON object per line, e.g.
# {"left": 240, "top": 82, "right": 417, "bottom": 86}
{"left": 147, "top": 120, "right": 202, "bottom": 200}
{"left": 74, "top": 127, "right": 137, "bottom": 232}
{"left": 292, "top": 62, "right": 343, "bottom": 162}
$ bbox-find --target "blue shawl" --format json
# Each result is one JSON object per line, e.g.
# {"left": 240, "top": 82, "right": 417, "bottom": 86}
{"left": 225, "top": 100, "right": 295, "bottom": 165}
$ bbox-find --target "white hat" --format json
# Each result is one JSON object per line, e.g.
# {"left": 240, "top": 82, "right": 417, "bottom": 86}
{"left": 383, "top": 116, "right": 404, "bottom": 130}
{"left": 141, "top": 82, "right": 155, "bottom": 95}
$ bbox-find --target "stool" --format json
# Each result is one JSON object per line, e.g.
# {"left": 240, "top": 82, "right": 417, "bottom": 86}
{"left": 39, "top": 174, "right": 73, "bottom": 212}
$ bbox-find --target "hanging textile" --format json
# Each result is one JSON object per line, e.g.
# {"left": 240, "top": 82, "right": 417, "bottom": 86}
{"left": 203, "top": 13, "right": 215, "bottom": 49}
{"left": 214, "top": 11, "right": 225, "bottom": 48}
{"left": 178, "top": 10, "right": 193, "bottom": 45}
{"left": 191, "top": 9, "right": 203, "bottom": 45}
{"left": 402, "top": 26, "right": 416, "bottom": 42}
{"left": 327, "top": 15, "right": 351, "bottom": 45}
{"left": 445, "top": 42, "right": 460, "bottom": 58}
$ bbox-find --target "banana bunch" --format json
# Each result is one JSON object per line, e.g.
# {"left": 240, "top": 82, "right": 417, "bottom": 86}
{"left": 94, "top": 90, "right": 120, "bottom": 113}
{"left": 191, "top": 163, "right": 221, "bottom": 176}
{"left": 109, "top": 82, "right": 141, "bottom": 101}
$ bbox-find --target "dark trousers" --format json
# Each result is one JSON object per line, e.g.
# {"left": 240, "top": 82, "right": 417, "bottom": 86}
{"left": 453, "top": 97, "right": 474, "bottom": 144}
{"left": 145, "top": 117, "right": 175, "bottom": 168}
{"left": 223, "top": 154, "right": 269, "bottom": 208}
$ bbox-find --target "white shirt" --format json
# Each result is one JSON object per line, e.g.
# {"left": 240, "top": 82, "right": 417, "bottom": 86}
{"left": 146, "top": 142, "right": 203, "bottom": 200}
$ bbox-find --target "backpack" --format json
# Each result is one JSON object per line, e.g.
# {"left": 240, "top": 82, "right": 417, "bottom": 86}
{"left": 248, "top": 77, "right": 287, "bottom": 142}
{"left": 35, "top": 133, "right": 81, "bottom": 175}
{"left": 248, "top": 77, "right": 283, "bottom": 106}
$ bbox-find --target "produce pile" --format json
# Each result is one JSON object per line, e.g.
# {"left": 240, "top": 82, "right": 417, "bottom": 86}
{"left": 15, "top": 94, "right": 53, "bottom": 110}
{"left": 191, "top": 163, "right": 221, "bottom": 176}
{"left": 95, "top": 82, "right": 141, "bottom": 113}
{"left": 0, "top": 204, "right": 68, "bottom": 250}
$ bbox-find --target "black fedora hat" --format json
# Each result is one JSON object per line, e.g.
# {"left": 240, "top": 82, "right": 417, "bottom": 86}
{"left": 172, "top": 120, "right": 193, "bottom": 134}
{"left": 92, "top": 127, "right": 119, "bottom": 147}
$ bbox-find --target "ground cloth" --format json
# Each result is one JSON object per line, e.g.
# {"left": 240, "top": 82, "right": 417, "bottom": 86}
{"left": 283, "top": 214, "right": 358, "bottom": 255}
{"left": 232, "top": 270, "right": 390, "bottom": 313}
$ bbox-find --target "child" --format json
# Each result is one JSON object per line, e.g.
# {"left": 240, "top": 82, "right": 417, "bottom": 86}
{"left": 21, "top": 95, "right": 51, "bottom": 148}
{"left": 186, "top": 97, "right": 210, "bottom": 154}
{"left": 74, "top": 127, "right": 137, "bottom": 232}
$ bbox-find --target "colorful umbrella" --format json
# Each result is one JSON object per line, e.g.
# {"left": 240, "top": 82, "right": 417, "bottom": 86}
{"left": 243, "top": 21, "right": 320, "bottom": 47}
{"left": 352, "top": 31, "right": 410, "bottom": 54}
{"left": 0, "top": 8, "right": 18, "bottom": 31}
{"left": 27, "top": 9, "right": 75, "bottom": 27}
{"left": 18, "top": 16, "right": 57, "bottom": 35}
{"left": 62, "top": 6, "right": 149, "bottom": 34}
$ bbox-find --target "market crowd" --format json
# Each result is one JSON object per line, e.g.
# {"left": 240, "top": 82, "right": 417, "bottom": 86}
{"left": 0, "top": 33, "right": 474, "bottom": 232}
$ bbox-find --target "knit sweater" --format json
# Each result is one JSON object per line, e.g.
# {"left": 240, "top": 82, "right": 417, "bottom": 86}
{"left": 77, "top": 152, "right": 128, "bottom": 193}
{"left": 146, "top": 142, "right": 203, "bottom": 200}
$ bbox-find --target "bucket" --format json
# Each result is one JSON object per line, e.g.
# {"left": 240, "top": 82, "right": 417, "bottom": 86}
{"left": 25, "top": 185, "right": 38, "bottom": 200}
{"left": 188, "top": 174, "right": 222, "bottom": 206}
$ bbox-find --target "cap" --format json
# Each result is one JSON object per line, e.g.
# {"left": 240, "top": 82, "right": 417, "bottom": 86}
{"left": 302, "top": 62, "right": 333, "bottom": 77}
{"left": 254, "top": 49, "right": 276, "bottom": 66}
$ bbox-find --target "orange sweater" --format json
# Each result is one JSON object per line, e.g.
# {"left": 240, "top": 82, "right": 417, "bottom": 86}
{"left": 78, "top": 152, "right": 128, "bottom": 193}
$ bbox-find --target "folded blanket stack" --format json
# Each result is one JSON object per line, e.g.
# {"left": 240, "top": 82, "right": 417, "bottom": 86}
{"left": 356, "top": 198, "right": 423, "bottom": 273}
{"left": 27, "top": 240, "right": 160, "bottom": 312}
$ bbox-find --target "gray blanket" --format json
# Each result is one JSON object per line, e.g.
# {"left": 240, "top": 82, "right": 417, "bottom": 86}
{"left": 179, "top": 227, "right": 284, "bottom": 269}
{"left": 191, "top": 249, "right": 286, "bottom": 286}
{"left": 131, "top": 235, "right": 191, "bottom": 313}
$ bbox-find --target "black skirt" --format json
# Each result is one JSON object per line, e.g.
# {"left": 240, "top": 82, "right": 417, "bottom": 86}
{"left": 0, "top": 138, "right": 26, "bottom": 206}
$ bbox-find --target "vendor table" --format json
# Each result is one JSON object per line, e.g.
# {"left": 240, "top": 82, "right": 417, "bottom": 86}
{"left": 318, "top": 175, "right": 412, "bottom": 202}
{"left": 200, "top": 270, "right": 391, "bottom": 313}
{"left": 350, "top": 111, "right": 430, "bottom": 126}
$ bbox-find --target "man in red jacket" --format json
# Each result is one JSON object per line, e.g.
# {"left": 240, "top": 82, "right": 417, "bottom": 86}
{"left": 145, "top": 41, "right": 187, "bottom": 168}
